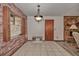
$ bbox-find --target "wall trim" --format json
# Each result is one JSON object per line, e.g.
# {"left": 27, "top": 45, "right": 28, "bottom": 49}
{"left": 54, "top": 40, "right": 65, "bottom": 42}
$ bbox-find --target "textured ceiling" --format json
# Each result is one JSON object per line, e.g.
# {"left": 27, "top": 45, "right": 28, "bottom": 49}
{"left": 15, "top": 3, "right": 79, "bottom": 16}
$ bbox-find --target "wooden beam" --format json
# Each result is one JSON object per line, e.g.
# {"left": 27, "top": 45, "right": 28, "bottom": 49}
{"left": 21, "top": 18, "right": 26, "bottom": 35}
{"left": 3, "top": 6, "right": 10, "bottom": 42}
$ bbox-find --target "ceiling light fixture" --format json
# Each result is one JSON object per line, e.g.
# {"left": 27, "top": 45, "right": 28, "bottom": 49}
{"left": 34, "top": 5, "right": 43, "bottom": 22}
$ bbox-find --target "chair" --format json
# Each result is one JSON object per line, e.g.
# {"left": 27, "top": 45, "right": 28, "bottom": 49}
{"left": 72, "top": 32, "right": 79, "bottom": 48}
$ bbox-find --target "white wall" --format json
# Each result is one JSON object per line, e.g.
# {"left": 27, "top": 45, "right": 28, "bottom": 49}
{"left": 44, "top": 16, "right": 64, "bottom": 40}
{"left": 27, "top": 16, "right": 44, "bottom": 40}
{"left": 27, "top": 16, "right": 64, "bottom": 40}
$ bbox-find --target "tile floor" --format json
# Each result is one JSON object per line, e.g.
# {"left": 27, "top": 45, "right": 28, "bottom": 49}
{"left": 13, "top": 41, "right": 72, "bottom": 56}
{"left": 57, "top": 41, "right": 79, "bottom": 56}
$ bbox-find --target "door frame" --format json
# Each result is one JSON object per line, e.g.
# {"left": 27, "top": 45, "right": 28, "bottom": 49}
{"left": 45, "top": 19, "right": 54, "bottom": 41}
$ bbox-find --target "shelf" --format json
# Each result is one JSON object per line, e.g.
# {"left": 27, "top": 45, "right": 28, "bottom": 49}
{"left": 64, "top": 16, "right": 79, "bottom": 42}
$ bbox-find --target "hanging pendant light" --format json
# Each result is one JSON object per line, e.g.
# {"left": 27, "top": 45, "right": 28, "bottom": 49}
{"left": 34, "top": 5, "right": 43, "bottom": 22}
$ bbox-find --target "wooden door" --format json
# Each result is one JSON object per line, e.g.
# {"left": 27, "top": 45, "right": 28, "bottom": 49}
{"left": 45, "top": 20, "right": 54, "bottom": 41}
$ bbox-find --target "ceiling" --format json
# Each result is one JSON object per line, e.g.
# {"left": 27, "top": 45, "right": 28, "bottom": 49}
{"left": 15, "top": 3, "right": 79, "bottom": 16}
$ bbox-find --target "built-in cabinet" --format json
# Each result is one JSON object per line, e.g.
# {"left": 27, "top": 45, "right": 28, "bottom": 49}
{"left": 64, "top": 16, "right": 79, "bottom": 42}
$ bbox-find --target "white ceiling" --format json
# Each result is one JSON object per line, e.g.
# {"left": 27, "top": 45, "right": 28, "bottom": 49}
{"left": 15, "top": 3, "right": 79, "bottom": 16}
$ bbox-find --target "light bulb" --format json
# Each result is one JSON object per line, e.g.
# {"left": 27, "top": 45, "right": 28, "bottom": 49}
{"left": 35, "top": 16, "right": 42, "bottom": 21}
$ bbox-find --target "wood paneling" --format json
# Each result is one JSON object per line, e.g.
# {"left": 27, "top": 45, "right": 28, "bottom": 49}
{"left": 21, "top": 18, "right": 26, "bottom": 35}
{"left": 2, "top": 4, "right": 27, "bottom": 42}
{"left": 7, "top": 4, "right": 26, "bottom": 18}
{"left": 3, "top": 6, "right": 10, "bottom": 42}
{"left": 45, "top": 20, "right": 54, "bottom": 41}
{"left": 21, "top": 17, "right": 28, "bottom": 40}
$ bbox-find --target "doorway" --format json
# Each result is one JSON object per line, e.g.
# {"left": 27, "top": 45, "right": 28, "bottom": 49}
{"left": 45, "top": 20, "right": 54, "bottom": 41}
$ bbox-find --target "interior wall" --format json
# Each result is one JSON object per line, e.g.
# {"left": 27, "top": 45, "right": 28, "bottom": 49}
{"left": 27, "top": 16, "right": 44, "bottom": 40}
{"left": 0, "top": 5, "right": 3, "bottom": 42}
{"left": 27, "top": 16, "right": 64, "bottom": 40}
{"left": 44, "top": 16, "right": 64, "bottom": 40}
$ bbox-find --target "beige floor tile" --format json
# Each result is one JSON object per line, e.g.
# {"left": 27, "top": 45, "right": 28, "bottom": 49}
{"left": 13, "top": 41, "right": 72, "bottom": 56}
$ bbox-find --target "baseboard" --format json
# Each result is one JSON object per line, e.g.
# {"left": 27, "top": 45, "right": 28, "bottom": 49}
{"left": 28, "top": 40, "right": 65, "bottom": 42}
{"left": 54, "top": 40, "right": 65, "bottom": 42}
{"left": 27, "top": 40, "right": 33, "bottom": 41}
